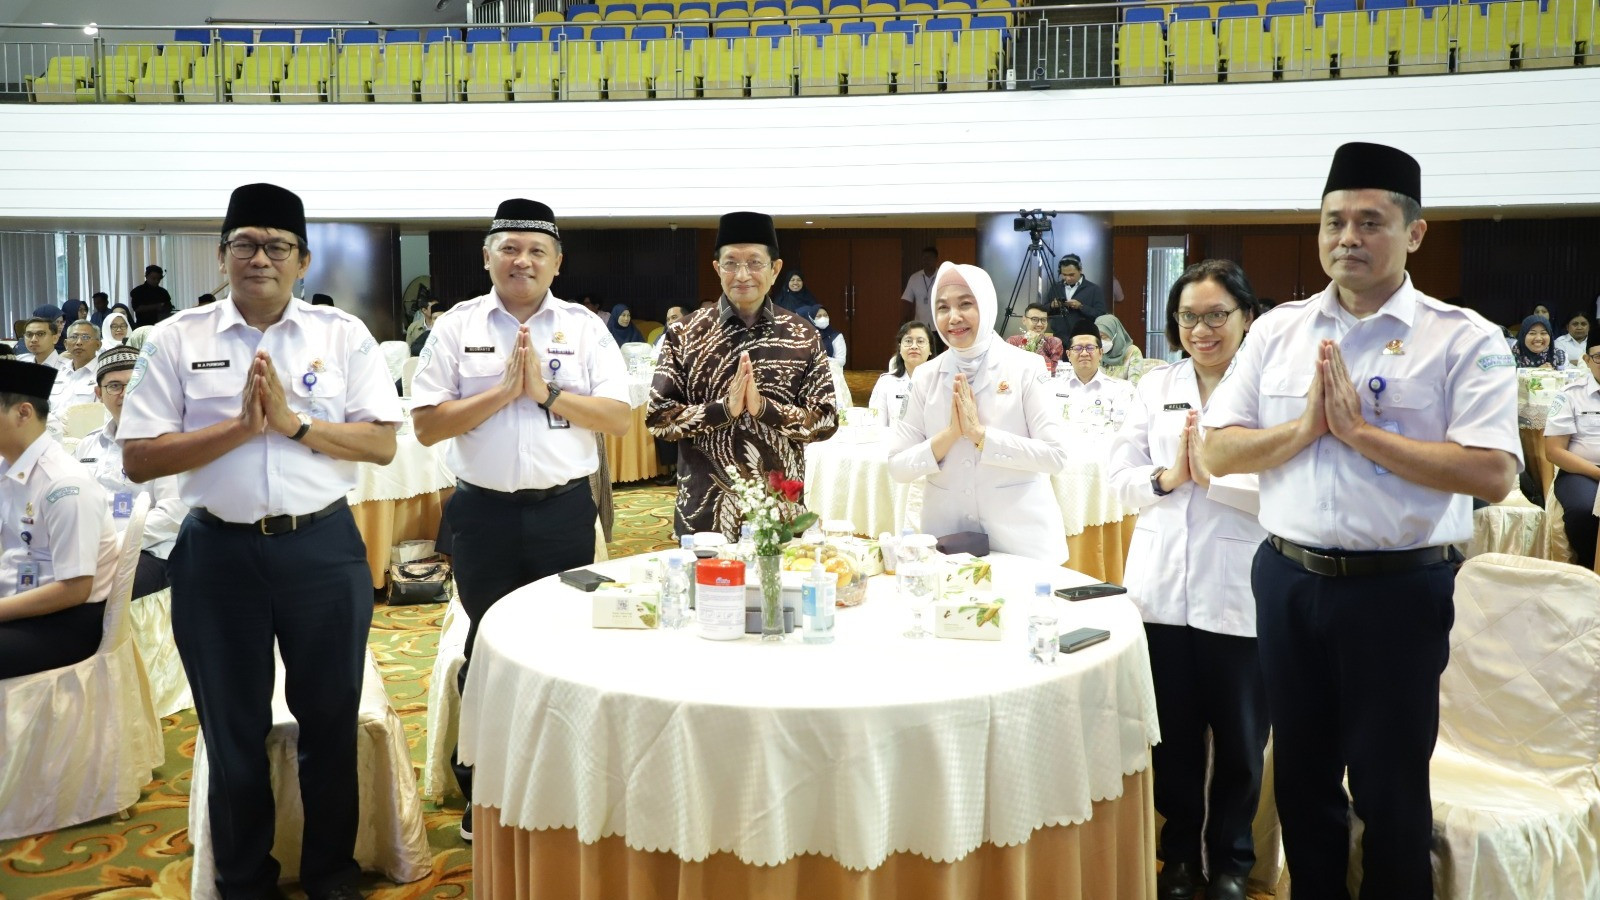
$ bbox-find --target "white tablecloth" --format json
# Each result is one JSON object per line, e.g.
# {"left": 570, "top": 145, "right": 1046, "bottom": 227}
{"left": 349, "top": 430, "right": 454, "bottom": 505}
{"left": 1518, "top": 368, "right": 1587, "bottom": 430}
{"left": 804, "top": 429, "right": 1131, "bottom": 540}
{"left": 459, "top": 552, "right": 1160, "bottom": 872}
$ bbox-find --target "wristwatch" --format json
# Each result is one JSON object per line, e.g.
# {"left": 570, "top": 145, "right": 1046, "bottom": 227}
{"left": 290, "top": 412, "right": 312, "bottom": 442}
{"left": 1150, "top": 466, "right": 1173, "bottom": 497}
{"left": 538, "top": 382, "right": 563, "bottom": 411}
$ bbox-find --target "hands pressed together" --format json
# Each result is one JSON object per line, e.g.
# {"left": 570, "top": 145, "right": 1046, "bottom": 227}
{"left": 237, "top": 350, "right": 306, "bottom": 438}
{"left": 725, "top": 351, "right": 766, "bottom": 419}
{"left": 942, "top": 374, "right": 986, "bottom": 449}
{"left": 1300, "top": 339, "right": 1370, "bottom": 444}
{"left": 1160, "top": 410, "right": 1211, "bottom": 492}
{"left": 494, "top": 326, "right": 554, "bottom": 407}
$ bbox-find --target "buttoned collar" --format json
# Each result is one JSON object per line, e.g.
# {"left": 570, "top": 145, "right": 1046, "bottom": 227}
{"left": 718, "top": 295, "right": 775, "bottom": 328}
{"left": 1314, "top": 273, "right": 1418, "bottom": 329}
{"left": 1065, "top": 367, "right": 1106, "bottom": 390}
{"left": 484, "top": 287, "right": 572, "bottom": 327}
{"left": 0, "top": 432, "right": 54, "bottom": 486}
{"left": 215, "top": 295, "right": 307, "bottom": 335}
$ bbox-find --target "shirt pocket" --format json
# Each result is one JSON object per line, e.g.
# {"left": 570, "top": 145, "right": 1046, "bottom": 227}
{"left": 181, "top": 371, "right": 244, "bottom": 430}
{"left": 1576, "top": 412, "right": 1600, "bottom": 437}
{"left": 288, "top": 361, "right": 347, "bottom": 421}
{"left": 1259, "top": 364, "right": 1313, "bottom": 429}
{"left": 1380, "top": 376, "right": 1444, "bottom": 438}
{"left": 458, "top": 355, "right": 504, "bottom": 397}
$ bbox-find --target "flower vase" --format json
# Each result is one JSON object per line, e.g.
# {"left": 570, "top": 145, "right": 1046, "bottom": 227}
{"left": 759, "top": 554, "right": 785, "bottom": 641}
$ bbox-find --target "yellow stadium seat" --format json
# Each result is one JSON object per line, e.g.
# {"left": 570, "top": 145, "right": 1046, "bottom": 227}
{"left": 233, "top": 52, "right": 286, "bottom": 103}
{"left": 132, "top": 55, "right": 188, "bottom": 101}
{"left": 372, "top": 47, "right": 424, "bottom": 101}
{"left": 29, "top": 55, "right": 91, "bottom": 102}
{"left": 1338, "top": 11, "right": 1390, "bottom": 76}
{"left": 1579, "top": 0, "right": 1598, "bottom": 63}
{"left": 902, "top": 0, "right": 935, "bottom": 26}
{"left": 511, "top": 42, "right": 560, "bottom": 100}
{"left": 1117, "top": 21, "right": 1166, "bottom": 84}
{"left": 650, "top": 38, "right": 694, "bottom": 98}
{"left": 179, "top": 63, "right": 224, "bottom": 102}
{"left": 977, "top": 0, "right": 1016, "bottom": 26}
{"left": 464, "top": 51, "right": 513, "bottom": 100}
{"left": 1271, "top": 8, "right": 1315, "bottom": 78}
{"left": 112, "top": 44, "right": 161, "bottom": 65}
{"left": 278, "top": 54, "right": 330, "bottom": 102}
{"left": 165, "top": 42, "right": 206, "bottom": 69}
{"left": 1457, "top": 1, "right": 1511, "bottom": 70}
{"left": 561, "top": 40, "right": 607, "bottom": 99}
{"left": 1521, "top": 0, "right": 1578, "bottom": 65}
{"left": 699, "top": 36, "right": 749, "bottom": 95}
{"left": 839, "top": 32, "right": 897, "bottom": 92}
{"left": 797, "top": 33, "right": 845, "bottom": 94}
{"left": 749, "top": 34, "right": 796, "bottom": 95}
{"left": 218, "top": 42, "right": 250, "bottom": 74}
{"left": 1169, "top": 18, "right": 1219, "bottom": 82}
{"left": 862, "top": 2, "right": 898, "bottom": 28}
{"left": 1488, "top": 0, "right": 1541, "bottom": 45}
{"left": 100, "top": 56, "right": 145, "bottom": 99}
{"left": 642, "top": 8, "right": 676, "bottom": 21}
{"left": 333, "top": 46, "right": 378, "bottom": 100}
{"left": 1311, "top": 9, "right": 1355, "bottom": 72}
{"left": 606, "top": 38, "right": 652, "bottom": 98}
{"left": 1393, "top": 7, "right": 1450, "bottom": 74}
{"left": 945, "top": 26, "right": 1002, "bottom": 90}
{"left": 1219, "top": 13, "right": 1273, "bottom": 81}
{"left": 902, "top": 30, "right": 951, "bottom": 90}
{"left": 606, "top": 8, "right": 640, "bottom": 21}
{"left": 535, "top": 11, "right": 567, "bottom": 24}
{"left": 419, "top": 44, "right": 467, "bottom": 101}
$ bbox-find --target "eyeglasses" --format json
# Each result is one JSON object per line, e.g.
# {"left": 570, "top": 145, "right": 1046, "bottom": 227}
{"left": 1586, "top": 352, "right": 1600, "bottom": 363}
{"left": 22, "top": 331, "right": 49, "bottom": 341}
{"left": 1024, "top": 316, "right": 1049, "bottom": 325}
{"left": 1176, "top": 308, "right": 1240, "bottom": 329}
{"left": 224, "top": 239, "right": 299, "bottom": 261}
{"left": 717, "top": 260, "right": 769, "bottom": 275}
{"left": 99, "top": 381, "right": 128, "bottom": 394}
{"left": 1067, "top": 344, "right": 1100, "bottom": 355}
{"left": 65, "top": 334, "right": 97, "bottom": 343}
{"left": 900, "top": 338, "right": 930, "bottom": 348}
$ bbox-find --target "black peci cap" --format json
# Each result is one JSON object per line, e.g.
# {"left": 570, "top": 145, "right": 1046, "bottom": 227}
{"left": 714, "top": 211, "right": 779, "bottom": 258}
{"left": 1323, "top": 142, "right": 1422, "bottom": 204}
{"left": 489, "top": 198, "right": 560, "bottom": 240}
{"left": 221, "top": 182, "right": 308, "bottom": 243}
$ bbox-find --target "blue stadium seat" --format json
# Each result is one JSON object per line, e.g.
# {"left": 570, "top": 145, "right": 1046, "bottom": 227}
{"left": 679, "top": 23, "right": 712, "bottom": 38}
{"left": 300, "top": 28, "right": 333, "bottom": 43}
{"left": 756, "top": 22, "right": 793, "bottom": 34}
{"left": 798, "top": 21, "right": 835, "bottom": 33}
{"left": 591, "top": 25, "right": 628, "bottom": 40}
{"left": 218, "top": 28, "right": 254, "bottom": 44}
{"left": 608, "top": 3, "right": 640, "bottom": 15}
{"left": 465, "top": 27, "right": 503, "bottom": 43}
{"left": 755, "top": 0, "right": 788, "bottom": 12}
{"left": 566, "top": 3, "right": 602, "bottom": 18}
{"left": 873, "top": 0, "right": 901, "bottom": 8}
{"left": 422, "top": 29, "right": 455, "bottom": 43}
{"left": 1124, "top": 7, "right": 1166, "bottom": 23}
{"left": 1312, "top": 0, "right": 1355, "bottom": 25}
{"left": 714, "top": 24, "right": 752, "bottom": 35}
{"left": 1263, "top": 1, "right": 1303, "bottom": 18}
{"left": 259, "top": 28, "right": 296, "bottom": 44}
{"left": 925, "top": 16, "right": 964, "bottom": 29}
{"left": 642, "top": 2, "right": 676, "bottom": 14}
{"left": 716, "top": 0, "right": 751, "bottom": 15}
{"left": 173, "top": 28, "right": 211, "bottom": 43}
{"left": 1217, "top": 3, "right": 1261, "bottom": 17}
{"left": 343, "top": 28, "right": 381, "bottom": 43}
{"left": 791, "top": 0, "right": 825, "bottom": 14}
{"left": 884, "top": 19, "right": 919, "bottom": 33}
{"left": 547, "top": 24, "right": 588, "bottom": 41}
{"left": 508, "top": 26, "right": 543, "bottom": 43}
{"left": 969, "top": 14, "right": 1008, "bottom": 28}
{"left": 1172, "top": 5, "right": 1213, "bottom": 19}
{"left": 840, "top": 20, "right": 877, "bottom": 32}
{"left": 385, "top": 29, "right": 422, "bottom": 43}
{"left": 632, "top": 24, "right": 670, "bottom": 38}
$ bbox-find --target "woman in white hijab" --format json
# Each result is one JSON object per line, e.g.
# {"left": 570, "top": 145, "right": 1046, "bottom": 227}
{"left": 888, "top": 263, "right": 1070, "bottom": 563}
{"left": 101, "top": 311, "right": 131, "bottom": 346}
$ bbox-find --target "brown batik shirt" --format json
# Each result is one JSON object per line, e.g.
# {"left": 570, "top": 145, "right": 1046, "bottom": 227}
{"left": 648, "top": 296, "right": 839, "bottom": 537}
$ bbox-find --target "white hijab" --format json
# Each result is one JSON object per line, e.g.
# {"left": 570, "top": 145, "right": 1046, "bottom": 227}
{"left": 930, "top": 262, "right": 999, "bottom": 391}
{"left": 101, "top": 311, "right": 131, "bottom": 346}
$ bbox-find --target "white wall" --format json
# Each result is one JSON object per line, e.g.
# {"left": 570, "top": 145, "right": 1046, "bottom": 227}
{"left": 0, "top": 68, "right": 1596, "bottom": 224}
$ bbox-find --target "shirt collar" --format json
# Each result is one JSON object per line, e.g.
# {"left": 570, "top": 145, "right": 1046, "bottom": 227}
{"left": 486, "top": 288, "right": 566, "bottom": 326}
{"left": 718, "top": 295, "right": 776, "bottom": 328}
{"left": 1314, "top": 273, "right": 1418, "bottom": 328}
{"left": 216, "top": 295, "right": 307, "bottom": 334}
{"left": 1066, "top": 368, "right": 1103, "bottom": 389}
{"left": 0, "top": 432, "right": 55, "bottom": 486}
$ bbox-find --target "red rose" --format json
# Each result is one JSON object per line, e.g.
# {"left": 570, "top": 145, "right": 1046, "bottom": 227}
{"left": 767, "top": 470, "right": 783, "bottom": 492}
{"left": 780, "top": 479, "right": 804, "bottom": 502}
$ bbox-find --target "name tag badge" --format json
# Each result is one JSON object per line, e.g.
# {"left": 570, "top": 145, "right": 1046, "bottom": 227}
{"left": 112, "top": 491, "right": 134, "bottom": 519}
{"left": 1163, "top": 403, "right": 1192, "bottom": 411}
{"left": 544, "top": 407, "right": 571, "bottom": 430}
{"left": 1374, "top": 420, "right": 1402, "bottom": 476}
{"left": 191, "top": 360, "right": 231, "bottom": 370}
{"left": 464, "top": 346, "right": 496, "bottom": 353}
{"left": 16, "top": 560, "right": 37, "bottom": 592}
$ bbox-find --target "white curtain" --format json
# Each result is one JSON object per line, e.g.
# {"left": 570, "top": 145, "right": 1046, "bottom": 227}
{"left": 67, "top": 233, "right": 223, "bottom": 314}
{"left": 0, "top": 232, "right": 61, "bottom": 332}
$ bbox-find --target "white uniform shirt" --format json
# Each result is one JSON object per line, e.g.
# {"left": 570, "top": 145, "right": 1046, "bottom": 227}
{"left": 0, "top": 433, "right": 118, "bottom": 603}
{"left": 74, "top": 419, "right": 188, "bottom": 559}
{"left": 1554, "top": 334, "right": 1587, "bottom": 369}
{"left": 1054, "top": 368, "right": 1136, "bottom": 427}
{"left": 902, "top": 270, "right": 936, "bottom": 326}
{"left": 868, "top": 372, "right": 912, "bottom": 425}
{"left": 889, "top": 342, "right": 1070, "bottom": 563}
{"left": 410, "top": 289, "right": 631, "bottom": 492}
{"left": 1544, "top": 374, "right": 1600, "bottom": 466}
{"left": 1203, "top": 275, "right": 1522, "bottom": 550}
{"left": 1109, "top": 359, "right": 1264, "bottom": 636}
{"left": 47, "top": 361, "right": 98, "bottom": 435}
{"left": 37, "top": 351, "right": 71, "bottom": 373}
{"left": 118, "top": 297, "right": 402, "bottom": 523}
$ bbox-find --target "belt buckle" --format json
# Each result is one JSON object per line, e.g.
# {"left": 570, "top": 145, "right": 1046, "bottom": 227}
{"left": 1301, "top": 548, "right": 1342, "bottom": 578}
{"left": 259, "top": 514, "right": 297, "bottom": 536}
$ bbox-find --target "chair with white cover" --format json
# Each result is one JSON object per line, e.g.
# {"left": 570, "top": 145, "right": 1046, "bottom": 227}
{"left": 64, "top": 401, "right": 107, "bottom": 439}
{"left": 128, "top": 586, "right": 192, "bottom": 718}
{"left": 400, "top": 356, "right": 421, "bottom": 397}
{"left": 1428, "top": 553, "right": 1600, "bottom": 899}
{"left": 0, "top": 494, "right": 163, "bottom": 840}
{"left": 188, "top": 646, "right": 431, "bottom": 898}
{"left": 1543, "top": 467, "right": 1573, "bottom": 563}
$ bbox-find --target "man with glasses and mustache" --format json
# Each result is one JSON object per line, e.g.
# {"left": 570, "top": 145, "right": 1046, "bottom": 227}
{"left": 1203, "top": 143, "right": 1520, "bottom": 900}
{"left": 648, "top": 211, "right": 838, "bottom": 537}
{"left": 46, "top": 320, "right": 101, "bottom": 436}
{"left": 120, "top": 183, "right": 400, "bottom": 900}
{"left": 1054, "top": 321, "right": 1135, "bottom": 429}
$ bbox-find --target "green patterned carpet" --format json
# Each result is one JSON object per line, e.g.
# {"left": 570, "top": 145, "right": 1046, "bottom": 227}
{"left": 0, "top": 485, "right": 679, "bottom": 900}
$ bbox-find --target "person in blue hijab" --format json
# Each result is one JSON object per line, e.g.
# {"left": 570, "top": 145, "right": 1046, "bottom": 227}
{"left": 1513, "top": 314, "right": 1565, "bottom": 369}
{"left": 607, "top": 303, "right": 645, "bottom": 345}
{"left": 774, "top": 270, "right": 820, "bottom": 318}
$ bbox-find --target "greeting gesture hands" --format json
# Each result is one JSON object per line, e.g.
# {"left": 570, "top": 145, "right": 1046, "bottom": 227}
{"left": 1184, "top": 410, "right": 1210, "bottom": 489}
{"left": 501, "top": 328, "right": 529, "bottom": 402}
{"left": 1319, "top": 340, "right": 1368, "bottom": 441}
{"left": 520, "top": 328, "right": 553, "bottom": 406}
{"left": 728, "top": 352, "right": 761, "bottom": 418}
{"left": 952, "top": 374, "right": 985, "bottom": 446}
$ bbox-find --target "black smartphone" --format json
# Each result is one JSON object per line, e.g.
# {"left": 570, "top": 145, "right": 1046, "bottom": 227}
{"left": 1059, "top": 627, "right": 1111, "bottom": 653}
{"left": 559, "top": 569, "right": 615, "bottom": 592}
{"left": 1054, "top": 582, "right": 1127, "bottom": 602}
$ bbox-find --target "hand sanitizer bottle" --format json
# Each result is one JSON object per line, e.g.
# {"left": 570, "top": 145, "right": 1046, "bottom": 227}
{"left": 802, "top": 547, "right": 836, "bottom": 644}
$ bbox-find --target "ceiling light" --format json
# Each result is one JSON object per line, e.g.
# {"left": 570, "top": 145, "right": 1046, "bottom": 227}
{"left": 83, "top": 23, "right": 98, "bottom": 35}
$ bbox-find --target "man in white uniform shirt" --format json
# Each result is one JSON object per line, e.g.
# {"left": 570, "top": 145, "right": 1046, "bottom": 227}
{"left": 901, "top": 246, "right": 939, "bottom": 325}
{"left": 1056, "top": 321, "right": 1134, "bottom": 428}
{"left": 48, "top": 320, "right": 101, "bottom": 436}
{"left": 20, "top": 316, "right": 69, "bottom": 372}
{"left": 410, "top": 198, "right": 631, "bottom": 842}
{"left": 120, "top": 183, "right": 400, "bottom": 900}
{"left": 1202, "top": 143, "right": 1520, "bottom": 900}
{"left": 0, "top": 359, "right": 118, "bottom": 679}
{"left": 74, "top": 345, "right": 187, "bottom": 598}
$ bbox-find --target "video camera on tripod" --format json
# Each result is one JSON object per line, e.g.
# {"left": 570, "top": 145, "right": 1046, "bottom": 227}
{"left": 1013, "top": 209, "right": 1059, "bottom": 235}
{"left": 1001, "top": 210, "right": 1060, "bottom": 332}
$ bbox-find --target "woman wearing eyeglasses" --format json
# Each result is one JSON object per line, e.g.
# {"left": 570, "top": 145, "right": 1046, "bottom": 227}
{"left": 1108, "top": 260, "right": 1268, "bottom": 900}
{"left": 1544, "top": 333, "right": 1600, "bottom": 569}
{"left": 888, "top": 263, "right": 1069, "bottom": 563}
{"left": 869, "top": 321, "right": 933, "bottom": 424}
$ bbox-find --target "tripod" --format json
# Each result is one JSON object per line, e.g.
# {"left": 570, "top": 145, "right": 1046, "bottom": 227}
{"left": 1002, "top": 228, "right": 1056, "bottom": 334}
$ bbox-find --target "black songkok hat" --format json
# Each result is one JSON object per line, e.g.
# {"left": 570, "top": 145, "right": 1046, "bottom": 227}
{"left": 714, "top": 211, "right": 780, "bottom": 258}
{"left": 221, "top": 183, "right": 308, "bottom": 243}
{"left": 1068, "top": 320, "right": 1101, "bottom": 341}
{"left": 489, "top": 199, "right": 560, "bottom": 240}
{"left": 1322, "top": 142, "right": 1422, "bottom": 204}
{"left": 0, "top": 359, "right": 62, "bottom": 399}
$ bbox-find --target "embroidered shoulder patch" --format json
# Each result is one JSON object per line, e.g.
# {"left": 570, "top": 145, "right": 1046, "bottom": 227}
{"left": 359, "top": 337, "right": 377, "bottom": 355}
{"left": 1551, "top": 394, "right": 1569, "bottom": 414}
{"left": 46, "top": 486, "right": 80, "bottom": 504}
{"left": 1477, "top": 354, "right": 1515, "bottom": 371}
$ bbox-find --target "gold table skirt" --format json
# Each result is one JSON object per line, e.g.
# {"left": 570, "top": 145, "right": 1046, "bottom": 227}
{"left": 349, "top": 490, "right": 452, "bottom": 590}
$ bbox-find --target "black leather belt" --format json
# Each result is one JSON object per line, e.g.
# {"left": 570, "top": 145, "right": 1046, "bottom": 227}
{"left": 456, "top": 478, "right": 583, "bottom": 505}
{"left": 192, "top": 498, "right": 347, "bottom": 536}
{"left": 1268, "top": 535, "right": 1454, "bottom": 578}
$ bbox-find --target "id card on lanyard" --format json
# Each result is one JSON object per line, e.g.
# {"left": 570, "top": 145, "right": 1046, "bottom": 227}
{"left": 545, "top": 357, "right": 570, "bottom": 429}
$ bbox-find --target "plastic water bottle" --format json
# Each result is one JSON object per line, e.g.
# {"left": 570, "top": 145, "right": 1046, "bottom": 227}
{"left": 802, "top": 547, "right": 836, "bottom": 644}
{"left": 736, "top": 522, "right": 755, "bottom": 566}
{"left": 1028, "top": 581, "right": 1059, "bottom": 664}
{"left": 679, "top": 535, "right": 697, "bottom": 608}
{"left": 662, "top": 556, "right": 689, "bottom": 629}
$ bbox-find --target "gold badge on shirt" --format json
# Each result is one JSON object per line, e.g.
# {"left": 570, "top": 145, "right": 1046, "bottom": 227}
{"left": 553, "top": 331, "right": 567, "bottom": 344}
{"left": 997, "top": 380, "right": 1011, "bottom": 395}
{"left": 1383, "top": 340, "right": 1406, "bottom": 356}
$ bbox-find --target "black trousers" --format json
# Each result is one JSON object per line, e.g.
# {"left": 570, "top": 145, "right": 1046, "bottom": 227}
{"left": 134, "top": 550, "right": 169, "bottom": 600}
{"left": 1253, "top": 541, "right": 1455, "bottom": 900}
{"left": 0, "top": 600, "right": 103, "bottom": 679}
{"left": 1554, "top": 471, "right": 1599, "bottom": 570}
{"left": 450, "top": 482, "right": 597, "bottom": 803}
{"left": 1145, "top": 623, "right": 1269, "bottom": 878}
{"left": 169, "top": 507, "right": 371, "bottom": 900}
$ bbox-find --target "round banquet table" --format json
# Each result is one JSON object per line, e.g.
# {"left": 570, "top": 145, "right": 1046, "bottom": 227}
{"left": 1518, "top": 368, "right": 1587, "bottom": 493}
{"left": 349, "top": 424, "right": 456, "bottom": 589}
{"left": 459, "top": 552, "right": 1162, "bottom": 900}
{"left": 804, "top": 428, "right": 1139, "bottom": 583}
{"left": 605, "top": 403, "right": 664, "bottom": 484}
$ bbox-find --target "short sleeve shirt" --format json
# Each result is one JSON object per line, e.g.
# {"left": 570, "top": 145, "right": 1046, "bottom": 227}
{"left": 0, "top": 433, "right": 118, "bottom": 601}
{"left": 117, "top": 297, "right": 403, "bottom": 523}
{"left": 1544, "top": 375, "right": 1600, "bottom": 466}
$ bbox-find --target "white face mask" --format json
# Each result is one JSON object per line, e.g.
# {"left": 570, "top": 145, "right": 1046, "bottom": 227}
{"left": 1101, "top": 338, "right": 1113, "bottom": 353}
{"left": 815, "top": 317, "right": 830, "bottom": 330}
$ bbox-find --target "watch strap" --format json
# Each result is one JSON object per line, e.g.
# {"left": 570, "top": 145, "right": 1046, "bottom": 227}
{"left": 1150, "top": 466, "right": 1172, "bottom": 497}
{"left": 291, "top": 415, "right": 312, "bottom": 442}
{"left": 538, "top": 382, "right": 562, "bottom": 411}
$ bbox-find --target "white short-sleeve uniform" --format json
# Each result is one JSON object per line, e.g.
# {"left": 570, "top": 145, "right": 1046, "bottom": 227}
{"left": 47, "top": 362, "right": 99, "bottom": 436}
{"left": 1055, "top": 369, "right": 1136, "bottom": 428}
{"left": 0, "top": 433, "right": 118, "bottom": 603}
{"left": 1544, "top": 376, "right": 1600, "bottom": 464}
{"left": 868, "top": 372, "right": 912, "bottom": 425}
{"left": 1202, "top": 276, "right": 1523, "bottom": 550}
{"left": 409, "top": 289, "right": 631, "bottom": 492}
{"left": 74, "top": 421, "right": 188, "bottom": 558}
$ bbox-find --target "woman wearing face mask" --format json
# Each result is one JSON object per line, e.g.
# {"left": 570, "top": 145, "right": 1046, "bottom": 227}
{"left": 774, "top": 270, "right": 819, "bottom": 318}
{"left": 1555, "top": 311, "right": 1590, "bottom": 367}
{"left": 1097, "top": 313, "right": 1147, "bottom": 382}
{"left": 888, "top": 263, "right": 1069, "bottom": 563}
{"left": 812, "top": 307, "right": 846, "bottom": 365}
{"left": 1108, "top": 260, "right": 1267, "bottom": 900}
{"left": 1513, "top": 314, "right": 1564, "bottom": 369}
{"left": 869, "top": 321, "right": 933, "bottom": 424}
{"left": 101, "top": 311, "right": 131, "bottom": 347}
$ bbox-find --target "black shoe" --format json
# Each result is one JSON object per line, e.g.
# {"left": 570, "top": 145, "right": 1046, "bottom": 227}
{"left": 1157, "top": 861, "right": 1206, "bottom": 900}
{"left": 1205, "top": 872, "right": 1248, "bottom": 900}
{"left": 460, "top": 805, "right": 473, "bottom": 842}
{"left": 308, "top": 886, "right": 363, "bottom": 900}
{"left": 651, "top": 473, "right": 676, "bottom": 487}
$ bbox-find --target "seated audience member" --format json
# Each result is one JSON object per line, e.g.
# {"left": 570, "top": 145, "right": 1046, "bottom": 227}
{"left": 410, "top": 300, "right": 438, "bottom": 356}
{"left": 1056, "top": 321, "right": 1136, "bottom": 427}
{"left": 1555, "top": 311, "right": 1590, "bottom": 367}
{"left": 89, "top": 292, "right": 111, "bottom": 327}
{"left": 697, "top": 297, "right": 716, "bottom": 311}
{"left": 61, "top": 299, "right": 89, "bottom": 325}
{"left": 47, "top": 321, "right": 101, "bottom": 436}
{"left": 868, "top": 321, "right": 933, "bottom": 425}
{"left": 73, "top": 347, "right": 187, "bottom": 598}
{"left": 1006, "top": 303, "right": 1064, "bottom": 375}
{"left": 123, "top": 326, "right": 154, "bottom": 352}
{"left": 1545, "top": 334, "right": 1600, "bottom": 569}
{"left": 195, "top": 294, "right": 215, "bottom": 306}
{"left": 109, "top": 302, "right": 136, "bottom": 324}
{"left": 608, "top": 304, "right": 645, "bottom": 345}
{"left": 311, "top": 293, "right": 334, "bottom": 307}
{"left": 0, "top": 359, "right": 119, "bottom": 679}
{"left": 812, "top": 307, "right": 847, "bottom": 365}
{"left": 774, "top": 270, "right": 820, "bottom": 318}
{"left": 1097, "top": 313, "right": 1147, "bottom": 381}
{"left": 1533, "top": 303, "right": 1553, "bottom": 321}
{"left": 18, "top": 316, "right": 67, "bottom": 370}
{"left": 102, "top": 311, "right": 132, "bottom": 347}
{"left": 650, "top": 306, "right": 685, "bottom": 358}
{"left": 1513, "top": 314, "right": 1565, "bottom": 369}
{"left": 0, "top": 344, "right": 12, "bottom": 358}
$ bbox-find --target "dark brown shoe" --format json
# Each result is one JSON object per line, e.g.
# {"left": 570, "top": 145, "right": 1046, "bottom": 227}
{"left": 1157, "top": 861, "right": 1206, "bottom": 900}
